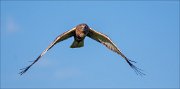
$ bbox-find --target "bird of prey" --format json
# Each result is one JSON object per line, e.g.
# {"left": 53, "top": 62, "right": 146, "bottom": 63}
{"left": 20, "top": 23, "right": 145, "bottom": 76}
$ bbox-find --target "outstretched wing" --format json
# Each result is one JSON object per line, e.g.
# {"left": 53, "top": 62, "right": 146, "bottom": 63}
{"left": 19, "top": 28, "right": 76, "bottom": 75}
{"left": 87, "top": 28, "right": 145, "bottom": 76}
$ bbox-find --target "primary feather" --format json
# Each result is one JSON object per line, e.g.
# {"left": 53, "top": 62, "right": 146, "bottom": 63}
{"left": 87, "top": 28, "right": 145, "bottom": 76}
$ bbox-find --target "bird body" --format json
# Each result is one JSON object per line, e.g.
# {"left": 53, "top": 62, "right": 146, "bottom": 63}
{"left": 20, "top": 23, "right": 145, "bottom": 76}
{"left": 71, "top": 23, "right": 89, "bottom": 48}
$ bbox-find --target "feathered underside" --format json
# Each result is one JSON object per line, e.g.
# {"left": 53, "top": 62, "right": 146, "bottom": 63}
{"left": 19, "top": 28, "right": 76, "bottom": 75}
{"left": 87, "top": 28, "right": 145, "bottom": 76}
{"left": 19, "top": 24, "right": 145, "bottom": 76}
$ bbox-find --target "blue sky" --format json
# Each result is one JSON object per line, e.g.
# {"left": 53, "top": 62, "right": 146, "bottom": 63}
{"left": 1, "top": 1, "right": 179, "bottom": 88}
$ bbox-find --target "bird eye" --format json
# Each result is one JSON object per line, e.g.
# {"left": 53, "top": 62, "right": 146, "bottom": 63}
{"left": 84, "top": 25, "right": 88, "bottom": 29}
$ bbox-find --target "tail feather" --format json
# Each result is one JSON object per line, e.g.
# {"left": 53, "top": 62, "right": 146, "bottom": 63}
{"left": 70, "top": 40, "right": 84, "bottom": 48}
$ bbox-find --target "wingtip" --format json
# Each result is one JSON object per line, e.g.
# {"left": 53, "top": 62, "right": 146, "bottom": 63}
{"left": 19, "top": 65, "right": 31, "bottom": 75}
{"left": 126, "top": 60, "right": 146, "bottom": 76}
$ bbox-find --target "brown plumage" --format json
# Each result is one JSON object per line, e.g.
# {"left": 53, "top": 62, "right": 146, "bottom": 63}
{"left": 20, "top": 23, "right": 145, "bottom": 76}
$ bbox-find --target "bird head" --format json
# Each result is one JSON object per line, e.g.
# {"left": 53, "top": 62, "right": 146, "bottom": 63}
{"left": 76, "top": 23, "right": 90, "bottom": 37}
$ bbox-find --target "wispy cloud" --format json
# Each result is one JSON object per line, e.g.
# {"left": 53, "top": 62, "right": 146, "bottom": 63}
{"left": 54, "top": 67, "right": 82, "bottom": 80}
{"left": 29, "top": 57, "right": 82, "bottom": 79}
{"left": 37, "top": 58, "right": 54, "bottom": 67}
{"left": 6, "top": 16, "right": 19, "bottom": 33}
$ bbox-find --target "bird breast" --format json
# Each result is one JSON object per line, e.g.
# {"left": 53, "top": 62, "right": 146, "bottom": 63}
{"left": 75, "top": 30, "right": 85, "bottom": 41}
{"left": 75, "top": 28, "right": 86, "bottom": 37}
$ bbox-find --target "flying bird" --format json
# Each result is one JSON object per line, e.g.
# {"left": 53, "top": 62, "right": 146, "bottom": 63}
{"left": 20, "top": 23, "right": 145, "bottom": 76}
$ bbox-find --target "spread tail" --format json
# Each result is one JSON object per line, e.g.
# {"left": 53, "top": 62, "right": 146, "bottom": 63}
{"left": 70, "top": 40, "right": 84, "bottom": 48}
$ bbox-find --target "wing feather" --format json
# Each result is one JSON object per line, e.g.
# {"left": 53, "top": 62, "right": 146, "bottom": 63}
{"left": 19, "top": 28, "right": 75, "bottom": 75}
{"left": 87, "top": 28, "right": 145, "bottom": 76}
